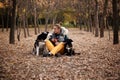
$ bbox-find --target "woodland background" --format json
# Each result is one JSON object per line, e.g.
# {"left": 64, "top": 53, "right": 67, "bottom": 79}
{"left": 0, "top": 0, "right": 120, "bottom": 80}
{"left": 0, "top": 0, "right": 119, "bottom": 44}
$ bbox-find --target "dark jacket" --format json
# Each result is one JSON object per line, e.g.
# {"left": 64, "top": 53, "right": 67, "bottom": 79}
{"left": 49, "top": 32, "right": 68, "bottom": 42}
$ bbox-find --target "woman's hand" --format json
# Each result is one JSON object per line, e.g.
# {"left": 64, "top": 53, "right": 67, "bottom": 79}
{"left": 51, "top": 38, "right": 58, "bottom": 42}
{"left": 55, "top": 42, "right": 59, "bottom": 45}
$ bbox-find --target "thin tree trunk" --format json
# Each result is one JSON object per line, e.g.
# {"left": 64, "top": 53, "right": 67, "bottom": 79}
{"left": 45, "top": 16, "right": 49, "bottom": 32}
{"left": 25, "top": 14, "right": 30, "bottom": 37}
{"left": 91, "top": 15, "right": 94, "bottom": 34}
{"left": 30, "top": 15, "right": 33, "bottom": 27}
{"left": 84, "top": 22, "right": 86, "bottom": 31}
{"left": 52, "top": 14, "right": 57, "bottom": 26}
{"left": 93, "top": 26, "right": 95, "bottom": 34}
{"left": 108, "top": 28, "right": 110, "bottom": 40}
{"left": 112, "top": 0, "right": 119, "bottom": 44}
{"left": 1, "top": 14, "right": 4, "bottom": 32}
{"left": 25, "top": 0, "right": 30, "bottom": 36}
{"left": 89, "top": 17, "right": 92, "bottom": 32}
{"left": 39, "top": 19, "right": 42, "bottom": 32}
{"left": 100, "top": 0, "right": 108, "bottom": 38}
{"left": 36, "top": 16, "right": 40, "bottom": 33}
{"left": 99, "top": 14, "right": 104, "bottom": 38}
{"left": 9, "top": 0, "right": 16, "bottom": 44}
{"left": 26, "top": 18, "right": 30, "bottom": 37}
{"left": 94, "top": 0, "right": 99, "bottom": 37}
{"left": 87, "top": 20, "right": 89, "bottom": 32}
{"left": 37, "top": 21, "right": 40, "bottom": 33}
{"left": 92, "top": 17, "right": 95, "bottom": 34}
{"left": 34, "top": 4, "right": 37, "bottom": 35}
{"left": 6, "top": 9, "right": 9, "bottom": 31}
{"left": 17, "top": 19, "right": 21, "bottom": 41}
{"left": 100, "top": 21, "right": 104, "bottom": 37}
{"left": 106, "top": 18, "right": 111, "bottom": 40}
{"left": 23, "top": 15, "right": 27, "bottom": 38}
{"left": 79, "top": 18, "right": 82, "bottom": 30}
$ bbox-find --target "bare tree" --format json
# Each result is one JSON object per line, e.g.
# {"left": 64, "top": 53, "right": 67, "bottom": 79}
{"left": 25, "top": 0, "right": 30, "bottom": 37}
{"left": 33, "top": 0, "right": 37, "bottom": 34}
{"left": 94, "top": 0, "right": 99, "bottom": 37}
{"left": 112, "top": 0, "right": 119, "bottom": 44}
{"left": 23, "top": 14, "right": 27, "bottom": 38}
{"left": 1, "top": 10, "right": 4, "bottom": 32}
{"left": 6, "top": 7, "right": 10, "bottom": 31}
{"left": 100, "top": 0, "right": 108, "bottom": 38}
{"left": 9, "top": 0, "right": 16, "bottom": 44}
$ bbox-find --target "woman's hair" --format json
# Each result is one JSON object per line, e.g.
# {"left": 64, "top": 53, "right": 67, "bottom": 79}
{"left": 54, "top": 24, "right": 61, "bottom": 29}
{"left": 59, "top": 22, "right": 62, "bottom": 25}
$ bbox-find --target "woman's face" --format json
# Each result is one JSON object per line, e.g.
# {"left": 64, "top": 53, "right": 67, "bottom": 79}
{"left": 53, "top": 26, "right": 60, "bottom": 34}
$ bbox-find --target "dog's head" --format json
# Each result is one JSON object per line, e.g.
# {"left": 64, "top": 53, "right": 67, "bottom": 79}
{"left": 37, "top": 32, "right": 49, "bottom": 41}
{"left": 65, "top": 39, "right": 73, "bottom": 47}
{"left": 66, "top": 44, "right": 72, "bottom": 51}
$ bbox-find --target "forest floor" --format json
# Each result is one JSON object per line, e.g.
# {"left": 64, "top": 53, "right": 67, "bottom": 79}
{"left": 0, "top": 28, "right": 120, "bottom": 80}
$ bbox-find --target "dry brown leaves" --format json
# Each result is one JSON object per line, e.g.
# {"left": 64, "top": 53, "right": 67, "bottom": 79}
{"left": 0, "top": 28, "right": 120, "bottom": 80}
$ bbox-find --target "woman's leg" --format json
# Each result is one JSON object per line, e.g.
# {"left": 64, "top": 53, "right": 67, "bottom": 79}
{"left": 45, "top": 40, "right": 54, "bottom": 51}
{"left": 50, "top": 42, "right": 64, "bottom": 55}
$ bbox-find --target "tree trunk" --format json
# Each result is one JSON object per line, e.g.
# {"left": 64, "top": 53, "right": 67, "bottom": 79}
{"left": 26, "top": 19, "right": 30, "bottom": 37}
{"left": 106, "top": 18, "right": 111, "bottom": 40}
{"left": 36, "top": 16, "right": 40, "bottom": 33}
{"left": 86, "top": 20, "right": 89, "bottom": 32}
{"left": 91, "top": 15, "right": 94, "bottom": 34}
{"left": 38, "top": 19, "right": 42, "bottom": 33}
{"left": 34, "top": 4, "right": 37, "bottom": 35}
{"left": 94, "top": 0, "right": 99, "bottom": 37}
{"left": 112, "top": 0, "right": 119, "bottom": 44}
{"left": 9, "top": 0, "right": 16, "bottom": 44}
{"left": 89, "top": 17, "right": 92, "bottom": 32}
{"left": 6, "top": 8, "right": 9, "bottom": 31}
{"left": 23, "top": 15, "right": 27, "bottom": 38}
{"left": 1, "top": 14, "right": 4, "bottom": 32}
{"left": 100, "top": 0, "right": 108, "bottom": 38}
{"left": 99, "top": 14, "right": 104, "bottom": 38}
{"left": 17, "top": 19, "right": 21, "bottom": 41}
{"left": 25, "top": 14, "right": 30, "bottom": 37}
{"left": 79, "top": 18, "right": 82, "bottom": 30}
{"left": 100, "top": 23, "right": 104, "bottom": 37}
{"left": 45, "top": 16, "right": 49, "bottom": 32}
{"left": 30, "top": 15, "right": 33, "bottom": 27}
{"left": 52, "top": 14, "right": 57, "bottom": 26}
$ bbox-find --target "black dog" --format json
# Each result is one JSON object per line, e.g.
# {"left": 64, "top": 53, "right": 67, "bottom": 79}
{"left": 36, "top": 32, "right": 49, "bottom": 41}
{"left": 32, "top": 32, "right": 49, "bottom": 56}
{"left": 64, "top": 39, "right": 75, "bottom": 56}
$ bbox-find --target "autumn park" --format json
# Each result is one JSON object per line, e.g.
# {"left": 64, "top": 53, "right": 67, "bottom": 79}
{"left": 0, "top": 0, "right": 120, "bottom": 80}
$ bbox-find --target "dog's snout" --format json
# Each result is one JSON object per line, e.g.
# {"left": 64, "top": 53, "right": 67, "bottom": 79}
{"left": 67, "top": 47, "right": 71, "bottom": 52}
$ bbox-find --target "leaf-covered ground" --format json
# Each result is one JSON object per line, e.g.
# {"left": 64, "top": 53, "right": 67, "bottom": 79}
{"left": 0, "top": 28, "right": 120, "bottom": 80}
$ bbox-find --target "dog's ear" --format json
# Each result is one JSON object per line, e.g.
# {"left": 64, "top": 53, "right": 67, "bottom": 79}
{"left": 65, "top": 39, "right": 73, "bottom": 43}
{"left": 43, "top": 32, "right": 49, "bottom": 34}
{"left": 47, "top": 32, "right": 49, "bottom": 34}
{"left": 69, "top": 39, "right": 73, "bottom": 42}
{"left": 42, "top": 32, "right": 46, "bottom": 34}
{"left": 67, "top": 39, "right": 73, "bottom": 43}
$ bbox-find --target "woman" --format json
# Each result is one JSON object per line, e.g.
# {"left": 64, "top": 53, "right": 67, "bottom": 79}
{"left": 44, "top": 24, "right": 68, "bottom": 57}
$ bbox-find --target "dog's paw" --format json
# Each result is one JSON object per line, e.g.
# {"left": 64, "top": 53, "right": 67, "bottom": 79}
{"left": 32, "top": 48, "right": 36, "bottom": 55}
